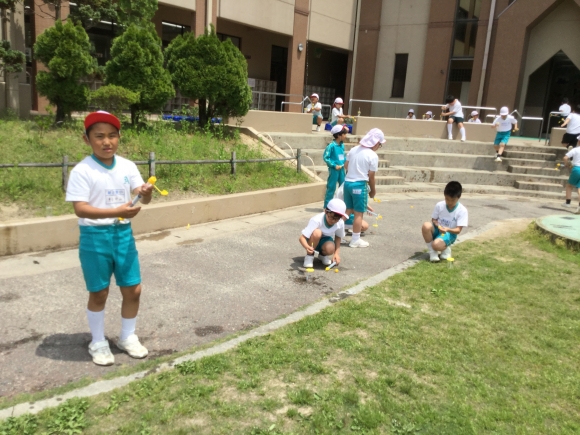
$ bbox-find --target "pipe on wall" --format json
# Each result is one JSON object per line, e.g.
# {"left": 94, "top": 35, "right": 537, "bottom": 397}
{"left": 476, "top": 0, "right": 497, "bottom": 106}
{"left": 348, "top": 0, "right": 361, "bottom": 115}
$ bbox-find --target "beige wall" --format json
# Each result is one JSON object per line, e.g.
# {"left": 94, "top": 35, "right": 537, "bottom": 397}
{"left": 517, "top": 0, "right": 580, "bottom": 117}
{"left": 309, "top": 0, "right": 356, "bottom": 50}
{"left": 159, "top": 0, "right": 195, "bottom": 11}
{"left": 217, "top": 0, "right": 295, "bottom": 36}
{"left": 230, "top": 110, "right": 313, "bottom": 133}
{"left": 217, "top": 19, "right": 290, "bottom": 80}
{"left": 371, "top": 0, "right": 431, "bottom": 118}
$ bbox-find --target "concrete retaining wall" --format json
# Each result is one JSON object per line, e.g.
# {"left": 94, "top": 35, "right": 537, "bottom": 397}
{"left": 230, "top": 110, "right": 313, "bottom": 134}
{"left": 549, "top": 127, "right": 565, "bottom": 147}
{"left": 353, "top": 116, "right": 496, "bottom": 142}
{"left": 0, "top": 183, "right": 326, "bottom": 257}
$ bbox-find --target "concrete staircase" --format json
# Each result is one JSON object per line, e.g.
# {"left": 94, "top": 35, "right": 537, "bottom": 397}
{"left": 267, "top": 133, "right": 569, "bottom": 200}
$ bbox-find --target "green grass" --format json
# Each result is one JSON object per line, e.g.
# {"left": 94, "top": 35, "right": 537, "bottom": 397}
{"left": 2, "top": 227, "right": 580, "bottom": 434}
{"left": 0, "top": 119, "right": 310, "bottom": 218}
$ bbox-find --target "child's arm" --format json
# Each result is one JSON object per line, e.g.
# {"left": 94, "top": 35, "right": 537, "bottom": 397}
{"left": 563, "top": 155, "right": 571, "bottom": 168}
{"left": 333, "top": 236, "right": 341, "bottom": 265}
{"left": 323, "top": 144, "right": 334, "bottom": 168}
{"left": 368, "top": 171, "right": 376, "bottom": 198}
{"left": 133, "top": 184, "right": 153, "bottom": 205}
{"left": 73, "top": 201, "right": 141, "bottom": 219}
{"left": 440, "top": 226, "right": 463, "bottom": 235}
{"left": 561, "top": 117, "right": 570, "bottom": 128}
{"left": 299, "top": 234, "right": 315, "bottom": 255}
{"left": 513, "top": 121, "right": 519, "bottom": 132}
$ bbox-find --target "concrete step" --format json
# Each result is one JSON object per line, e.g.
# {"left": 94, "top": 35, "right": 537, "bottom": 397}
{"left": 507, "top": 165, "right": 568, "bottom": 176}
{"left": 502, "top": 150, "right": 556, "bottom": 161}
{"left": 375, "top": 176, "right": 405, "bottom": 185}
{"left": 500, "top": 157, "right": 559, "bottom": 168}
{"left": 374, "top": 182, "right": 564, "bottom": 200}
{"left": 514, "top": 181, "right": 564, "bottom": 193}
{"left": 301, "top": 149, "right": 390, "bottom": 166}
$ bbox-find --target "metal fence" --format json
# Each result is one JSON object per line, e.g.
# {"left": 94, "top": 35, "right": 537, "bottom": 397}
{"left": 0, "top": 150, "right": 304, "bottom": 192}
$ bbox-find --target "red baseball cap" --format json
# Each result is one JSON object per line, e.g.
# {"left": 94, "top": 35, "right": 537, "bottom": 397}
{"left": 84, "top": 111, "right": 121, "bottom": 131}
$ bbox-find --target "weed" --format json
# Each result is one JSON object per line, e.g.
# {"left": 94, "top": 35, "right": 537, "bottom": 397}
{"left": 0, "top": 414, "right": 38, "bottom": 435}
{"left": 45, "top": 398, "right": 89, "bottom": 434}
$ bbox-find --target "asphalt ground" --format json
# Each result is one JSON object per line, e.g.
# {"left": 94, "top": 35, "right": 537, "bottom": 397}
{"left": 0, "top": 192, "right": 568, "bottom": 400}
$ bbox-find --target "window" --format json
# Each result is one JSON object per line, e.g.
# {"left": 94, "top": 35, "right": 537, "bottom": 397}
{"left": 162, "top": 22, "right": 191, "bottom": 48}
{"left": 391, "top": 54, "right": 409, "bottom": 98}
{"left": 217, "top": 33, "right": 241, "bottom": 50}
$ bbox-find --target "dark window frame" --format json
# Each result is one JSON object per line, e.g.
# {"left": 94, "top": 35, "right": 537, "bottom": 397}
{"left": 217, "top": 32, "right": 242, "bottom": 50}
{"left": 391, "top": 53, "right": 409, "bottom": 99}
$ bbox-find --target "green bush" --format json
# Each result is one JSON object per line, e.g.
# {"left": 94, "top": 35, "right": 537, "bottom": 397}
{"left": 89, "top": 84, "right": 139, "bottom": 116}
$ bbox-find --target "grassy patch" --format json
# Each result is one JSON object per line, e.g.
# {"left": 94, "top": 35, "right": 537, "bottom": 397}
{"left": 0, "top": 120, "right": 310, "bottom": 218}
{"left": 3, "top": 230, "right": 580, "bottom": 434}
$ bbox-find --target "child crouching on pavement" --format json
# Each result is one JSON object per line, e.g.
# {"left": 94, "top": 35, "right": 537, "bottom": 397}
{"left": 421, "top": 181, "right": 468, "bottom": 262}
{"left": 299, "top": 198, "right": 349, "bottom": 268}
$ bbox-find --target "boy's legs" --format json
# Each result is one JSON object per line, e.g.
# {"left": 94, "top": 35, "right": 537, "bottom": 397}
{"left": 457, "top": 121, "right": 466, "bottom": 141}
{"left": 422, "top": 222, "right": 448, "bottom": 262}
{"left": 317, "top": 115, "right": 323, "bottom": 126}
{"left": 447, "top": 118, "right": 454, "bottom": 139}
{"left": 344, "top": 181, "right": 369, "bottom": 247}
{"left": 307, "top": 228, "right": 323, "bottom": 252}
{"left": 320, "top": 240, "right": 335, "bottom": 256}
{"left": 324, "top": 169, "right": 340, "bottom": 208}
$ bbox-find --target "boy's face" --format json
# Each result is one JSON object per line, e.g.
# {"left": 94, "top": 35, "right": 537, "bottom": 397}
{"left": 83, "top": 122, "right": 120, "bottom": 164}
{"left": 444, "top": 194, "right": 459, "bottom": 209}
{"left": 311, "top": 97, "right": 318, "bottom": 104}
{"left": 501, "top": 115, "right": 507, "bottom": 120}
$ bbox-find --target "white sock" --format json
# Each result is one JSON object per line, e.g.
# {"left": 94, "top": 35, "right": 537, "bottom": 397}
{"left": 426, "top": 242, "right": 433, "bottom": 251}
{"left": 460, "top": 127, "right": 466, "bottom": 139}
{"left": 86, "top": 309, "right": 105, "bottom": 345}
{"left": 351, "top": 232, "right": 361, "bottom": 242}
{"left": 120, "top": 317, "right": 137, "bottom": 341}
{"left": 447, "top": 123, "right": 452, "bottom": 136}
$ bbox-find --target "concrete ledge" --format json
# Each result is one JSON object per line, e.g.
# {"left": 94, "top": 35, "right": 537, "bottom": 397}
{"left": 353, "top": 116, "right": 496, "bottom": 142}
{"left": 0, "top": 183, "right": 326, "bottom": 257}
{"left": 549, "top": 127, "right": 565, "bottom": 147}
{"left": 230, "top": 110, "right": 313, "bottom": 134}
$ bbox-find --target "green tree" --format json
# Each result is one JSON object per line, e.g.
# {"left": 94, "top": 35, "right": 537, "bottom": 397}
{"left": 89, "top": 84, "right": 139, "bottom": 116}
{"left": 0, "top": 0, "right": 25, "bottom": 111}
{"left": 105, "top": 24, "right": 174, "bottom": 125}
{"left": 117, "top": 0, "right": 157, "bottom": 25}
{"left": 165, "top": 26, "right": 251, "bottom": 126}
{"left": 34, "top": 20, "right": 96, "bottom": 123}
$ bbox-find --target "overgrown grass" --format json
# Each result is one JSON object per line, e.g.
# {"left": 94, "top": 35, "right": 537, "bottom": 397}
{"left": 0, "top": 119, "right": 310, "bottom": 218}
{"left": 2, "top": 227, "right": 580, "bottom": 434}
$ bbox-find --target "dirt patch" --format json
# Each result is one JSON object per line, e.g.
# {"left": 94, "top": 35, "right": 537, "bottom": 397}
{"left": 0, "top": 293, "right": 21, "bottom": 303}
{"left": 194, "top": 325, "right": 224, "bottom": 337}
{"left": 0, "top": 204, "right": 24, "bottom": 222}
{"left": 136, "top": 230, "right": 171, "bottom": 242}
{"left": 471, "top": 218, "right": 533, "bottom": 241}
{"left": 177, "top": 238, "right": 203, "bottom": 246}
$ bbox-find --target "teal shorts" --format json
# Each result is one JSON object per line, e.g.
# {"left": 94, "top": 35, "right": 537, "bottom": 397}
{"left": 494, "top": 131, "right": 511, "bottom": 145}
{"left": 344, "top": 181, "right": 368, "bottom": 213}
{"left": 79, "top": 224, "right": 141, "bottom": 292}
{"left": 312, "top": 114, "right": 322, "bottom": 124}
{"left": 433, "top": 225, "right": 457, "bottom": 247}
{"left": 307, "top": 236, "right": 334, "bottom": 254}
{"left": 568, "top": 166, "right": 580, "bottom": 188}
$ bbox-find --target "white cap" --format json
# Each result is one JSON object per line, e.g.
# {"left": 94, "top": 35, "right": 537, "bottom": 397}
{"left": 334, "top": 97, "right": 343, "bottom": 104}
{"left": 360, "top": 128, "right": 386, "bottom": 147}
{"left": 500, "top": 106, "right": 509, "bottom": 116}
{"left": 408, "top": 109, "right": 414, "bottom": 113}
{"left": 310, "top": 93, "right": 319, "bottom": 99}
{"left": 426, "top": 111, "right": 433, "bottom": 116}
{"left": 471, "top": 110, "right": 479, "bottom": 116}
{"left": 330, "top": 124, "right": 346, "bottom": 135}
{"left": 326, "top": 198, "right": 349, "bottom": 219}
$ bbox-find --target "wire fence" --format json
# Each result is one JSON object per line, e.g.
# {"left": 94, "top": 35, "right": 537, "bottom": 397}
{"left": 0, "top": 150, "right": 304, "bottom": 192}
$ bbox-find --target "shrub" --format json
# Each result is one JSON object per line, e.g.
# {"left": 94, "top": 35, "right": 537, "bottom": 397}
{"left": 89, "top": 84, "right": 139, "bottom": 116}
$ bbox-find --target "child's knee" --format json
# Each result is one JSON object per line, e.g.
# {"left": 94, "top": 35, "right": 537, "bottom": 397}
{"left": 432, "top": 239, "right": 447, "bottom": 251}
{"left": 88, "top": 288, "right": 109, "bottom": 307}
{"left": 311, "top": 229, "right": 322, "bottom": 239}
{"left": 422, "top": 221, "right": 434, "bottom": 231}
{"left": 122, "top": 284, "right": 142, "bottom": 302}
{"left": 322, "top": 242, "right": 335, "bottom": 255}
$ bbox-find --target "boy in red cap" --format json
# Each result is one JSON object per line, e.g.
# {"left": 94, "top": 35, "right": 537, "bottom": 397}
{"left": 65, "top": 111, "right": 153, "bottom": 366}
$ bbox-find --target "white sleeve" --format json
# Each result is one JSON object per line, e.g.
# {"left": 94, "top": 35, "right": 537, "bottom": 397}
{"left": 129, "top": 163, "right": 145, "bottom": 191}
{"left": 512, "top": 117, "right": 518, "bottom": 125}
{"left": 65, "top": 167, "right": 91, "bottom": 202}
{"left": 335, "top": 222, "right": 345, "bottom": 239}
{"left": 332, "top": 108, "right": 339, "bottom": 117}
{"left": 301, "top": 217, "right": 320, "bottom": 238}
{"left": 315, "top": 103, "right": 322, "bottom": 110}
{"left": 369, "top": 154, "right": 379, "bottom": 172}
{"left": 566, "top": 149, "right": 575, "bottom": 159}
{"left": 306, "top": 104, "right": 312, "bottom": 110}
{"left": 457, "top": 207, "right": 468, "bottom": 227}
{"left": 431, "top": 204, "right": 440, "bottom": 220}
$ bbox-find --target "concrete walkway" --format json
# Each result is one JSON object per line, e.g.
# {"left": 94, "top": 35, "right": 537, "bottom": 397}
{"left": 0, "top": 193, "right": 569, "bottom": 402}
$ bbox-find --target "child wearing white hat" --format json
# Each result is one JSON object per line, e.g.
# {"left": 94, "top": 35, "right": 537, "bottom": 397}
{"left": 331, "top": 98, "right": 348, "bottom": 126}
{"left": 424, "top": 111, "right": 434, "bottom": 121}
{"left": 442, "top": 95, "right": 466, "bottom": 141}
{"left": 306, "top": 93, "right": 323, "bottom": 132}
{"left": 406, "top": 109, "right": 416, "bottom": 120}
{"left": 300, "top": 198, "right": 348, "bottom": 268}
{"left": 468, "top": 111, "right": 481, "bottom": 123}
{"left": 491, "top": 107, "right": 518, "bottom": 162}
{"left": 343, "top": 128, "right": 385, "bottom": 248}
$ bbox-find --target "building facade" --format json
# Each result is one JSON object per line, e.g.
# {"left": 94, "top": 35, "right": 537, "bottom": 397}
{"left": 18, "top": 0, "right": 580, "bottom": 133}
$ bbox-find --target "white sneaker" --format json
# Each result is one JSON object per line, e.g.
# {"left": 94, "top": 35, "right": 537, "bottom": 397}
{"left": 562, "top": 202, "right": 572, "bottom": 208}
{"left": 440, "top": 247, "right": 452, "bottom": 260}
{"left": 318, "top": 254, "right": 332, "bottom": 266}
{"left": 117, "top": 334, "right": 148, "bottom": 359}
{"left": 448, "top": 135, "right": 453, "bottom": 140}
{"left": 349, "top": 238, "right": 369, "bottom": 248}
{"left": 461, "top": 137, "right": 466, "bottom": 142}
{"left": 88, "top": 340, "right": 115, "bottom": 366}
{"left": 303, "top": 254, "right": 314, "bottom": 268}
{"left": 575, "top": 207, "right": 580, "bottom": 215}
{"left": 429, "top": 251, "right": 440, "bottom": 262}
{"left": 495, "top": 156, "right": 502, "bottom": 162}
{"left": 316, "top": 126, "right": 320, "bottom": 132}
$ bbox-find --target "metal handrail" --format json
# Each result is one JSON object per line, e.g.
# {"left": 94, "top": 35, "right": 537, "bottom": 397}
{"left": 348, "top": 98, "right": 497, "bottom": 118}
{"left": 252, "top": 91, "right": 305, "bottom": 111}
{"left": 486, "top": 110, "right": 544, "bottom": 141}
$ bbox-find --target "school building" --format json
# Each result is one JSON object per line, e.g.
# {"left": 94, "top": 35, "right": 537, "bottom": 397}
{"left": 2, "top": 0, "right": 579, "bottom": 135}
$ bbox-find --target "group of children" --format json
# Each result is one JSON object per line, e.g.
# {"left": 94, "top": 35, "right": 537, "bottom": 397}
{"left": 305, "top": 94, "right": 350, "bottom": 132}
{"left": 408, "top": 109, "right": 481, "bottom": 123}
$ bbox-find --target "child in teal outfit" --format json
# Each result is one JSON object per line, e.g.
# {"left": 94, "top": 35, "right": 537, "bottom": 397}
{"left": 323, "top": 124, "right": 348, "bottom": 208}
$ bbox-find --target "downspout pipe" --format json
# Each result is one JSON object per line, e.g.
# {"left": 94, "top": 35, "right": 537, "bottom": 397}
{"left": 477, "top": 0, "right": 496, "bottom": 106}
{"left": 348, "top": 0, "right": 361, "bottom": 115}
{"left": 206, "top": 0, "right": 212, "bottom": 32}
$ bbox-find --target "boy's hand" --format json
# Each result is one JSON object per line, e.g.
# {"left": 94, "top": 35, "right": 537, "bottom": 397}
{"left": 332, "top": 252, "right": 341, "bottom": 265}
{"left": 367, "top": 204, "right": 374, "bottom": 213}
{"left": 513, "top": 127, "right": 519, "bottom": 132}
{"left": 117, "top": 201, "right": 142, "bottom": 218}
{"left": 138, "top": 183, "right": 153, "bottom": 198}
{"left": 335, "top": 165, "right": 342, "bottom": 170}
{"left": 369, "top": 188, "right": 376, "bottom": 199}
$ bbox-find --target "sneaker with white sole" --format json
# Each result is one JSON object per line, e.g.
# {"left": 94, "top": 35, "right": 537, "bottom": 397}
{"left": 316, "top": 126, "right": 320, "bottom": 132}
{"left": 495, "top": 156, "right": 502, "bottom": 162}
{"left": 448, "top": 135, "right": 453, "bottom": 140}
{"left": 117, "top": 334, "right": 148, "bottom": 359}
{"left": 461, "top": 137, "right": 466, "bottom": 142}
{"left": 88, "top": 340, "right": 114, "bottom": 366}
{"left": 318, "top": 254, "right": 332, "bottom": 266}
{"left": 349, "top": 238, "right": 369, "bottom": 248}
{"left": 303, "top": 254, "right": 314, "bottom": 268}
{"left": 562, "top": 202, "right": 572, "bottom": 208}
{"left": 440, "top": 247, "right": 452, "bottom": 260}
{"left": 429, "top": 251, "right": 440, "bottom": 262}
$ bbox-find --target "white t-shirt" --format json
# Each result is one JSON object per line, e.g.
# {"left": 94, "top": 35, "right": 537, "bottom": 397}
{"left": 331, "top": 107, "right": 343, "bottom": 123}
{"left": 302, "top": 212, "right": 345, "bottom": 239}
{"left": 307, "top": 102, "right": 322, "bottom": 116}
{"left": 468, "top": 118, "right": 481, "bottom": 123}
{"left": 432, "top": 201, "right": 468, "bottom": 229}
{"left": 445, "top": 100, "right": 464, "bottom": 118}
{"left": 560, "top": 104, "right": 571, "bottom": 117}
{"left": 566, "top": 147, "right": 580, "bottom": 167}
{"left": 565, "top": 113, "right": 580, "bottom": 134}
{"left": 345, "top": 145, "right": 379, "bottom": 182}
{"left": 493, "top": 115, "right": 517, "bottom": 132}
{"left": 66, "top": 155, "right": 144, "bottom": 226}
{"left": 406, "top": 115, "right": 416, "bottom": 120}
